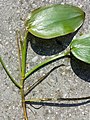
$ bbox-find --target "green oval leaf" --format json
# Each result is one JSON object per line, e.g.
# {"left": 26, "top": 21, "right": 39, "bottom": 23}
{"left": 25, "top": 4, "right": 85, "bottom": 39}
{"left": 70, "top": 34, "right": 90, "bottom": 64}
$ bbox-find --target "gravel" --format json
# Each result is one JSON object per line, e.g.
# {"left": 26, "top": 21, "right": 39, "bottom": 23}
{"left": 0, "top": 0, "right": 90, "bottom": 120}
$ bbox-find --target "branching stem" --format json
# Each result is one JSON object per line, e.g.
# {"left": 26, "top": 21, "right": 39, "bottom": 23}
{"left": 0, "top": 57, "right": 21, "bottom": 89}
{"left": 25, "top": 51, "right": 70, "bottom": 80}
{"left": 25, "top": 96, "right": 90, "bottom": 103}
{"left": 24, "top": 64, "right": 65, "bottom": 96}
{"left": 20, "top": 31, "right": 28, "bottom": 120}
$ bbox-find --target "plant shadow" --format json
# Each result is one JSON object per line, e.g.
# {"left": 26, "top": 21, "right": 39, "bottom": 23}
{"left": 70, "top": 54, "right": 90, "bottom": 82}
{"left": 28, "top": 31, "right": 77, "bottom": 56}
{"left": 26, "top": 100, "right": 90, "bottom": 108}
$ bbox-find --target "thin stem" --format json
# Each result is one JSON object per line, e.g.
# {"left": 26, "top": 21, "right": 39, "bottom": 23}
{"left": 18, "top": 30, "right": 23, "bottom": 54}
{"left": 25, "top": 96, "right": 90, "bottom": 102}
{"left": 20, "top": 31, "right": 28, "bottom": 120}
{"left": 16, "top": 30, "right": 22, "bottom": 74}
{"left": 0, "top": 57, "right": 21, "bottom": 89}
{"left": 21, "top": 31, "right": 28, "bottom": 78}
{"left": 25, "top": 51, "right": 70, "bottom": 80}
{"left": 20, "top": 84, "right": 28, "bottom": 120}
{"left": 24, "top": 64, "right": 65, "bottom": 96}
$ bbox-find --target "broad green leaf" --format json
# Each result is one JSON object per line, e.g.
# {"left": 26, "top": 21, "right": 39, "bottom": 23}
{"left": 25, "top": 4, "right": 85, "bottom": 39}
{"left": 70, "top": 34, "right": 90, "bottom": 64}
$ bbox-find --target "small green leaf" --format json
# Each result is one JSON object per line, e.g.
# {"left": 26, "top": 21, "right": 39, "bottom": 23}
{"left": 25, "top": 4, "right": 85, "bottom": 39}
{"left": 70, "top": 34, "right": 90, "bottom": 64}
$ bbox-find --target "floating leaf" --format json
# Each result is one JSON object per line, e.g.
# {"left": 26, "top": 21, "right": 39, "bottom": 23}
{"left": 70, "top": 34, "right": 90, "bottom": 64}
{"left": 25, "top": 4, "right": 85, "bottom": 39}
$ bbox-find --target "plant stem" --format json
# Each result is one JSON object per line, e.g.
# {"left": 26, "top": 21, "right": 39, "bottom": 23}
{"left": 25, "top": 50, "right": 70, "bottom": 80}
{"left": 25, "top": 96, "right": 90, "bottom": 102}
{"left": 20, "top": 31, "right": 28, "bottom": 120}
{"left": 24, "top": 64, "right": 65, "bottom": 96}
{"left": 21, "top": 31, "right": 28, "bottom": 76}
{"left": 0, "top": 57, "right": 21, "bottom": 89}
{"left": 16, "top": 30, "right": 22, "bottom": 74}
{"left": 20, "top": 81, "right": 28, "bottom": 120}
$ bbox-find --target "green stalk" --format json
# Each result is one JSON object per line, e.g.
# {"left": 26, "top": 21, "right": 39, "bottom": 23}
{"left": 20, "top": 87, "right": 28, "bottom": 120}
{"left": 16, "top": 30, "right": 22, "bottom": 74}
{"left": 24, "top": 64, "right": 65, "bottom": 96}
{"left": 20, "top": 31, "right": 28, "bottom": 120}
{"left": 25, "top": 50, "right": 70, "bottom": 79}
{"left": 0, "top": 57, "right": 21, "bottom": 89}
{"left": 21, "top": 31, "right": 28, "bottom": 78}
{"left": 25, "top": 96, "right": 90, "bottom": 102}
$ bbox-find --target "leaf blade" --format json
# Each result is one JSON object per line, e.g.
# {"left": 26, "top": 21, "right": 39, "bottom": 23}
{"left": 25, "top": 4, "right": 85, "bottom": 39}
{"left": 70, "top": 35, "right": 90, "bottom": 64}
